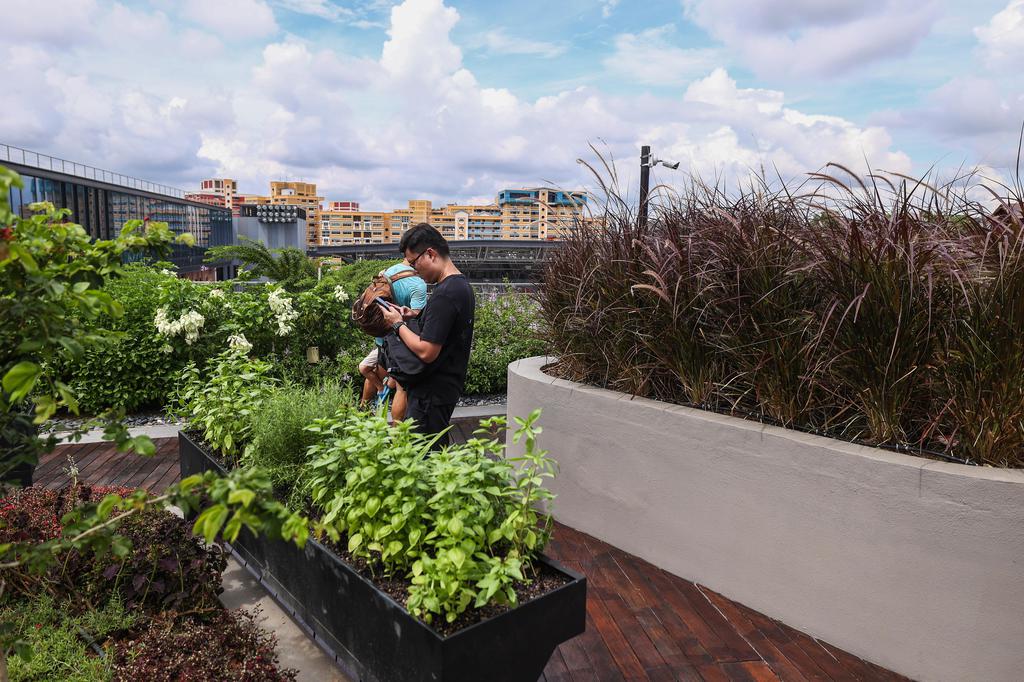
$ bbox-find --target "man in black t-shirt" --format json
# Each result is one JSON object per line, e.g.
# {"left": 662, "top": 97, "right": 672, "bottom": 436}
{"left": 380, "top": 223, "right": 475, "bottom": 448}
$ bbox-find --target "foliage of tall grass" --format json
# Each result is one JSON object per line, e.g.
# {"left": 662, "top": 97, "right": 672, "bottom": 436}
{"left": 540, "top": 160, "right": 1024, "bottom": 467}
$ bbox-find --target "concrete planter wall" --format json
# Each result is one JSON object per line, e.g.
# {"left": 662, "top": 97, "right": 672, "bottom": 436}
{"left": 507, "top": 356, "right": 1024, "bottom": 682}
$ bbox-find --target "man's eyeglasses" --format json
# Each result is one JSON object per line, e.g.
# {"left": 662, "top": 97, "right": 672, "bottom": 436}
{"left": 408, "top": 249, "right": 431, "bottom": 268}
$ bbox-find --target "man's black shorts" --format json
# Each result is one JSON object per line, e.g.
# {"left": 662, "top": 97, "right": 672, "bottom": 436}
{"left": 406, "top": 391, "right": 456, "bottom": 449}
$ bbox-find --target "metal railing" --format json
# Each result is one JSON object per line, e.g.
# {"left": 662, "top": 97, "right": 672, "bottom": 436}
{"left": 0, "top": 143, "right": 186, "bottom": 199}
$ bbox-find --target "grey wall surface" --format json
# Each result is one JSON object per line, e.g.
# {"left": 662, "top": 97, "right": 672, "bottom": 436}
{"left": 507, "top": 356, "right": 1024, "bottom": 682}
{"left": 232, "top": 216, "right": 307, "bottom": 250}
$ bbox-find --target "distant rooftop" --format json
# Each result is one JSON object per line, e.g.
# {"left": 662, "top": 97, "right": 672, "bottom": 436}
{"left": 1, "top": 143, "right": 186, "bottom": 199}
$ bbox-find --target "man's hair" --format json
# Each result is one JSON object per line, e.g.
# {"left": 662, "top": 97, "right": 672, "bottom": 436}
{"left": 400, "top": 222, "right": 449, "bottom": 257}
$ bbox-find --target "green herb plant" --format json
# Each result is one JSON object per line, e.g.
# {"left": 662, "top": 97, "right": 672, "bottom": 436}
{"left": 305, "top": 408, "right": 557, "bottom": 625}
{"left": 171, "top": 348, "right": 278, "bottom": 464}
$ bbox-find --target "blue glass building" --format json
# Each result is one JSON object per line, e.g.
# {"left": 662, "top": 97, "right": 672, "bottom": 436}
{"left": 1, "top": 144, "right": 232, "bottom": 279}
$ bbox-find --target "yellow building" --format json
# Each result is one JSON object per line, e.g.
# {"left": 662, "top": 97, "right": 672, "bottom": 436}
{"left": 316, "top": 189, "right": 589, "bottom": 246}
{"left": 189, "top": 181, "right": 591, "bottom": 247}
{"left": 270, "top": 181, "right": 324, "bottom": 247}
{"left": 320, "top": 207, "right": 389, "bottom": 245}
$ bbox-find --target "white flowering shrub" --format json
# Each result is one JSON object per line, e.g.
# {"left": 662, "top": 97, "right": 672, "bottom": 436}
{"left": 267, "top": 287, "right": 300, "bottom": 336}
{"left": 332, "top": 285, "right": 349, "bottom": 303}
{"left": 227, "top": 333, "right": 253, "bottom": 352}
{"left": 154, "top": 306, "right": 206, "bottom": 346}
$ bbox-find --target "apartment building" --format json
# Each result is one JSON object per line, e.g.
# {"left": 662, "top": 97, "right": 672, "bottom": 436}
{"left": 190, "top": 177, "right": 589, "bottom": 247}
{"left": 318, "top": 189, "right": 589, "bottom": 246}
{"left": 190, "top": 179, "right": 325, "bottom": 247}
{"left": 185, "top": 178, "right": 238, "bottom": 211}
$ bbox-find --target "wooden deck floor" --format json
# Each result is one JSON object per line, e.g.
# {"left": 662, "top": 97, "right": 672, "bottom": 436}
{"left": 32, "top": 423, "right": 908, "bottom": 682}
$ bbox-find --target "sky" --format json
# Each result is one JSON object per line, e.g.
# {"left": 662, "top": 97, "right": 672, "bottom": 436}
{"left": 1, "top": 0, "right": 1022, "bottom": 210}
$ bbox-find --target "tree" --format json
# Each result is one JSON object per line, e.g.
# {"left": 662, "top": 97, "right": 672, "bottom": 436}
{"left": 205, "top": 238, "right": 316, "bottom": 291}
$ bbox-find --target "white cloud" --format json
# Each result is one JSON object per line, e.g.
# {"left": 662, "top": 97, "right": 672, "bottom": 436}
{"left": 275, "top": 0, "right": 355, "bottom": 21}
{"left": 601, "top": 0, "right": 620, "bottom": 19}
{"left": 604, "top": 25, "right": 720, "bottom": 87}
{"left": 182, "top": 0, "right": 278, "bottom": 40}
{"left": 0, "top": 0, "right": 97, "bottom": 45}
{"left": 180, "top": 29, "right": 224, "bottom": 59}
{"left": 381, "top": 0, "right": 461, "bottom": 86}
{"left": 974, "top": 0, "right": 1024, "bottom": 68}
{"left": 103, "top": 3, "right": 171, "bottom": 45}
{"left": 0, "top": 46, "right": 65, "bottom": 148}
{"left": 252, "top": 39, "right": 379, "bottom": 110}
{"left": 0, "top": 0, "right": 920, "bottom": 210}
{"left": 474, "top": 29, "right": 568, "bottom": 58}
{"left": 895, "top": 76, "right": 1024, "bottom": 169}
{"left": 683, "top": 0, "right": 940, "bottom": 78}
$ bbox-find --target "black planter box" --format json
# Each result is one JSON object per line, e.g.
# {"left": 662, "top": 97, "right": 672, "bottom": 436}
{"left": 180, "top": 431, "right": 587, "bottom": 682}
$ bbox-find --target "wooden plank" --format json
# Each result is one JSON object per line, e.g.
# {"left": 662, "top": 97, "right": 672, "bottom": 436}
{"left": 585, "top": 598, "right": 642, "bottom": 680}
{"left": 125, "top": 439, "right": 177, "bottom": 489}
{"left": 634, "top": 607, "right": 704, "bottom": 680}
{"left": 576, "top": 610, "right": 628, "bottom": 681}
{"left": 602, "top": 596, "right": 668, "bottom": 674}
{"left": 789, "top": 633, "right": 856, "bottom": 681}
{"left": 119, "top": 438, "right": 176, "bottom": 489}
{"left": 699, "top": 588, "right": 808, "bottom": 682}
{"left": 667, "top": 577, "right": 759, "bottom": 663}
{"left": 641, "top": 568, "right": 738, "bottom": 663}
{"left": 591, "top": 549, "right": 648, "bottom": 609}
{"left": 556, "top": 636, "right": 593, "bottom": 676}
{"left": 698, "top": 661, "right": 781, "bottom": 682}
{"left": 648, "top": 599, "right": 715, "bottom": 667}
{"left": 541, "top": 647, "right": 571, "bottom": 680}
{"left": 553, "top": 524, "right": 596, "bottom": 566}
{"left": 139, "top": 454, "right": 179, "bottom": 492}
{"left": 742, "top": 609, "right": 833, "bottom": 682}
{"left": 608, "top": 550, "right": 716, "bottom": 667}
{"left": 37, "top": 442, "right": 103, "bottom": 483}
{"left": 101, "top": 449, "right": 153, "bottom": 489}
{"left": 154, "top": 464, "right": 181, "bottom": 492}
{"left": 75, "top": 444, "right": 129, "bottom": 486}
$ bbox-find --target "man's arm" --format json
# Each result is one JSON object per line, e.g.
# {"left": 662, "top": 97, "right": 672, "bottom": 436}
{"left": 380, "top": 304, "right": 442, "bottom": 362}
{"left": 395, "top": 323, "right": 441, "bottom": 363}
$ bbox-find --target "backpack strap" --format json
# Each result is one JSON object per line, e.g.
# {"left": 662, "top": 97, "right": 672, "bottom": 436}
{"left": 387, "top": 270, "right": 418, "bottom": 284}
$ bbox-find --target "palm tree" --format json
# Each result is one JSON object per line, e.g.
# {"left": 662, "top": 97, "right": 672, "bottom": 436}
{"left": 206, "top": 238, "right": 316, "bottom": 290}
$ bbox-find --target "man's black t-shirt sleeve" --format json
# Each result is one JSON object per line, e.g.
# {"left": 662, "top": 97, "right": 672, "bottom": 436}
{"left": 419, "top": 293, "right": 457, "bottom": 345}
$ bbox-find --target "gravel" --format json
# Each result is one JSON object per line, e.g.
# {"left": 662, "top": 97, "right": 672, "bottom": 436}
{"left": 456, "top": 393, "right": 507, "bottom": 407}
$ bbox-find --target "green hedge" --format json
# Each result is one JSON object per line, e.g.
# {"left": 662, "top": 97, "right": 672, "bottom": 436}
{"left": 60, "top": 263, "right": 542, "bottom": 413}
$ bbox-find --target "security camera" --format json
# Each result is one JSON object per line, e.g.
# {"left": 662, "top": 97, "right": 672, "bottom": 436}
{"left": 650, "top": 157, "right": 681, "bottom": 170}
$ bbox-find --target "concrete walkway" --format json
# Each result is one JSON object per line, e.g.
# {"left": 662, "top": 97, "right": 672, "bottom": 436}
{"left": 219, "top": 557, "right": 351, "bottom": 681}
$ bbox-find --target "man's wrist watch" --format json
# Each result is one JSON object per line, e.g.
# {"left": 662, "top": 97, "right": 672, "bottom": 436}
{"left": 391, "top": 321, "right": 405, "bottom": 333}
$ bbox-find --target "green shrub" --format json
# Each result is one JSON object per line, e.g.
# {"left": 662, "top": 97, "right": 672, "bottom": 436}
{"left": 464, "top": 292, "right": 546, "bottom": 395}
{"left": 247, "top": 380, "right": 356, "bottom": 497}
{"left": 171, "top": 349, "right": 278, "bottom": 464}
{"left": 67, "top": 266, "right": 183, "bottom": 414}
{"left": 1, "top": 594, "right": 131, "bottom": 681}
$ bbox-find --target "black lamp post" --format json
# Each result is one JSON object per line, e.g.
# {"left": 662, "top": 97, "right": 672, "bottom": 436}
{"left": 639, "top": 145, "right": 680, "bottom": 229}
{"left": 639, "top": 145, "right": 651, "bottom": 229}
